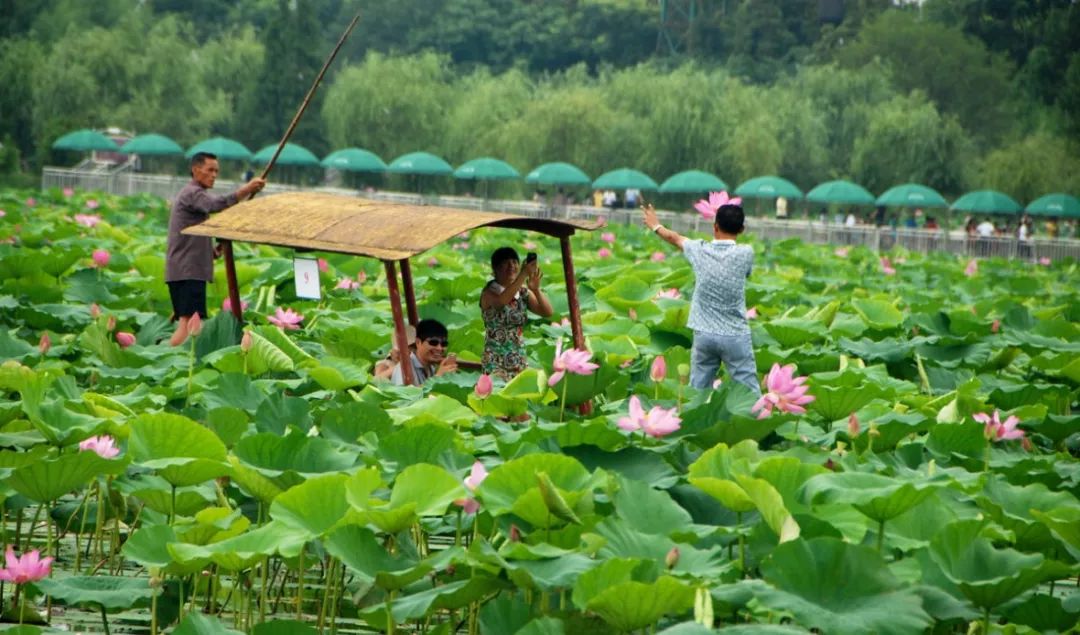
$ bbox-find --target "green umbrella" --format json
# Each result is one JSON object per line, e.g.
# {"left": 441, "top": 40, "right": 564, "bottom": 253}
{"left": 875, "top": 183, "right": 948, "bottom": 208}
{"left": 253, "top": 142, "right": 320, "bottom": 167}
{"left": 1025, "top": 193, "right": 1080, "bottom": 219}
{"left": 950, "top": 190, "right": 1021, "bottom": 215}
{"left": 387, "top": 151, "right": 454, "bottom": 176}
{"left": 592, "top": 168, "right": 659, "bottom": 191}
{"left": 119, "top": 133, "right": 183, "bottom": 156}
{"left": 321, "top": 148, "right": 387, "bottom": 172}
{"left": 454, "top": 157, "right": 520, "bottom": 180}
{"left": 806, "top": 179, "right": 875, "bottom": 205}
{"left": 52, "top": 129, "right": 120, "bottom": 152}
{"left": 525, "top": 162, "right": 591, "bottom": 187}
{"left": 185, "top": 137, "right": 253, "bottom": 161}
{"left": 735, "top": 175, "right": 803, "bottom": 199}
{"left": 659, "top": 170, "right": 728, "bottom": 193}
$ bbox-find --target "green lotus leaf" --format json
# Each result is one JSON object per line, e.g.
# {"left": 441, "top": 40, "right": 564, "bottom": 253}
{"left": 390, "top": 393, "right": 476, "bottom": 427}
{"left": 764, "top": 318, "right": 828, "bottom": 348}
{"left": 755, "top": 537, "right": 932, "bottom": 635}
{"left": 680, "top": 383, "right": 777, "bottom": 445}
{"left": 548, "top": 359, "right": 622, "bottom": 408}
{"left": 800, "top": 472, "right": 942, "bottom": 524}
{"left": 587, "top": 575, "right": 694, "bottom": 632}
{"left": 232, "top": 431, "right": 355, "bottom": 476}
{"left": 565, "top": 445, "right": 679, "bottom": 489}
{"left": 173, "top": 611, "right": 245, "bottom": 635}
{"left": 318, "top": 401, "right": 393, "bottom": 443}
{"left": 1030, "top": 507, "right": 1080, "bottom": 562}
{"left": 613, "top": 477, "right": 692, "bottom": 536}
{"left": 253, "top": 325, "right": 313, "bottom": 365}
{"left": 976, "top": 476, "right": 1080, "bottom": 553}
{"left": 478, "top": 453, "right": 592, "bottom": 516}
{"left": 478, "top": 593, "right": 533, "bottom": 635}
{"left": 687, "top": 440, "right": 759, "bottom": 480}
{"left": 377, "top": 422, "right": 458, "bottom": 469}
{"left": 388, "top": 463, "right": 466, "bottom": 516}
{"left": 1003, "top": 593, "right": 1080, "bottom": 633}
{"left": 253, "top": 393, "right": 312, "bottom": 435}
{"left": 7, "top": 450, "right": 126, "bottom": 502}
{"left": 850, "top": 297, "right": 905, "bottom": 331}
{"left": 252, "top": 620, "right": 318, "bottom": 635}
{"left": 304, "top": 356, "right": 370, "bottom": 391}
{"left": 167, "top": 520, "right": 307, "bottom": 571}
{"left": 924, "top": 422, "right": 987, "bottom": 462}
{"left": 595, "top": 277, "right": 658, "bottom": 310}
{"left": 347, "top": 503, "right": 418, "bottom": 534}
{"left": 504, "top": 553, "right": 598, "bottom": 591}
{"left": 689, "top": 477, "right": 755, "bottom": 513}
{"left": 590, "top": 518, "right": 733, "bottom": 579}
{"left": 928, "top": 519, "right": 1072, "bottom": 610}
{"left": 514, "top": 616, "right": 567, "bottom": 635}
{"left": 359, "top": 577, "right": 502, "bottom": 630}
{"left": 571, "top": 557, "right": 649, "bottom": 610}
{"left": 35, "top": 575, "right": 156, "bottom": 611}
{"left": 121, "top": 523, "right": 196, "bottom": 574}
{"left": 588, "top": 334, "right": 640, "bottom": 366}
{"left": 269, "top": 473, "right": 349, "bottom": 538}
{"left": 324, "top": 525, "right": 454, "bottom": 590}
{"left": 175, "top": 506, "right": 250, "bottom": 546}
{"left": 734, "top": 474, "right": 800, "bottom": 542}
{"left": 226, "top": 456, "right": 283, "bottom": 505}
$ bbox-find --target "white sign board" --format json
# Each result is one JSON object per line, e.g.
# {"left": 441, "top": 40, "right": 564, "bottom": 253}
{"left": 293, "top": 257, "right": 321, "bottom": 300}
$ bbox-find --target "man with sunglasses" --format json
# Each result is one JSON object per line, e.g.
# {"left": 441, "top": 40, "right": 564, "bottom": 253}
{"left": 391, "top": 319, "right": 458, "bottom": 386}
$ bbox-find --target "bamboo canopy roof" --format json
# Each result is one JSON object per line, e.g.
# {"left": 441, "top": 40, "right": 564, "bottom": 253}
{"left": 184, "top": 192, "right": 602, "bottom": 260}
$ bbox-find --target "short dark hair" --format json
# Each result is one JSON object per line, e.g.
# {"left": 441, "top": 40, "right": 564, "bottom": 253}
{"left": 491, "top": 246, "right": 520, "bottom": 272}
{"left": 714, "top": 204, "right": 745, "bottom": 234}
{"left": 416, "top": 318, "right": 447, "bottom": 341}
{"left": 191, "top": 152, "right": 217, "bottom": 168}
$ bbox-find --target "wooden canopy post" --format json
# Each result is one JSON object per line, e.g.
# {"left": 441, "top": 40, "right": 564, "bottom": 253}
{"left": 384, "top": 259, "right": 414, "bottom": 386}
{"left": 559, "top": 234, "right": 592, "bottom": 414}
{"left": 399, "top": 258, "right": 419, "bottom": 326}
{"left": 223, "top": 240, "right": 244, "bottom": 322}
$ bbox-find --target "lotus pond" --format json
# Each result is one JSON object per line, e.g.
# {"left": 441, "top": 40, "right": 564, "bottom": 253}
{"left": 0, "top": 188, "right": 1078, "bottom": 635}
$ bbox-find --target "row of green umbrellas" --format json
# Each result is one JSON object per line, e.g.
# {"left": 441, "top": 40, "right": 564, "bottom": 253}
{"left": 52, "top": 129, "right": 1078, "bottom": 217}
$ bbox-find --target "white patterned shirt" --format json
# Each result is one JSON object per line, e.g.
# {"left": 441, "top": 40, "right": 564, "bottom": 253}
{"left": 682, "top": 239, "right": 753, "bottom": 336}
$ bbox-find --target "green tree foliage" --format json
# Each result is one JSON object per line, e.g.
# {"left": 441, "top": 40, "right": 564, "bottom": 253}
{"left": 850, "top": 92, "right": 970, "bottom": 194}
{"left": 977, "top": 134, "right": 1080, "bottom": 203}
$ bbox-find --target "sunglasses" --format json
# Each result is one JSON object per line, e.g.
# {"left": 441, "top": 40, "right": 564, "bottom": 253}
{"left": 424, "top": 337, "right": 449, "bottom": 348}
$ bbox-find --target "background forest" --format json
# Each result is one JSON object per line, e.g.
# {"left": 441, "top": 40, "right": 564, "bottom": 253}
{"left": 1, "top": 0, "right": 1078, "bottom": 200}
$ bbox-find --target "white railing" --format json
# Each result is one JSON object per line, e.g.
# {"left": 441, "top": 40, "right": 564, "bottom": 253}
{"left": 41, "top": 167, "right": 1080, "bottom": 261}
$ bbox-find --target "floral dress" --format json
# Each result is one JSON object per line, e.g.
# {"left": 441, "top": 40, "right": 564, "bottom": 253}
{"left": 481, "top": 281, "right": 530, "bottom": 380}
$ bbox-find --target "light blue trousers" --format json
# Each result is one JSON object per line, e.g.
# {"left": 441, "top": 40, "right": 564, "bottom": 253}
{"left": 690, "top": 331, "right": 761, "bottom": 395}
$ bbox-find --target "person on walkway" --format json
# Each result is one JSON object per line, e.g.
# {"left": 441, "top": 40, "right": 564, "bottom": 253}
{"left": 642, "top": 200, "right": 761, "bottom": 395}
{"left": 391, "top": 319, "right": 458, "bottom": 385}
{"left": 480, "top": 247, "right": 554, "bottom": 380}
{"left": 166, "top": 152, "right": 265, "bottom": 346}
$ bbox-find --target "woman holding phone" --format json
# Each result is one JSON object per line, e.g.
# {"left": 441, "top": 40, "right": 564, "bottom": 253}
{"left": 480, "top": 246, "right": 554, "bottom": 380}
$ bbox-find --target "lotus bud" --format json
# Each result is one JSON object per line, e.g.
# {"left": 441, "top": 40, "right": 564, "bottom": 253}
{"left": 650, "top": 355, "right": 667, "bottom": 383}
{"left": 509, "top": 525, "right": 521, "bottom": 542}
{"left": 475, "top": 374, "right": 493, "bottom": 399}
{"left": 665, "top": 546, "right": 680, "bottom": 570}
{"left": 318, "top": 258, "right": 329, "bottom": 273}
{"left": 106, "top": 315, "right": 116, "bottom": 332}
{"left": 149, "top": 568, "right": 163, "bottom": 588}
{"left": 847, "top": 412, "right": 860, "bottom": 437}
{"left": 240, "top": 331, "right": 253, "bottom": 352}
{"left": 188, "top": 313, "right": 203, "bottom": 337}
{"left": 991, "top": 319, "right": 1000, "bottom": 334}
{"left": 90, "top": 303, "right": 101, "bottom": 318}
{"left": 39, "top": 332, "right": 51, "bottom": 355}
{"left": 92, "top": 248, "right": 110, "bottom": 268}
{"left": 115, "top": 332, "right": 135, "bottom": 348}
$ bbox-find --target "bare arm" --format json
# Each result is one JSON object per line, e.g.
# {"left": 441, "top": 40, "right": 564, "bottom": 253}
{"left": 642, "top": 204, "right": 686, "bottom": 250}
{"left": 480, "top": 260, "right": 536, "bottom": 310}
{"left": 525, "top": 266, "right": 554, "bottom": 317}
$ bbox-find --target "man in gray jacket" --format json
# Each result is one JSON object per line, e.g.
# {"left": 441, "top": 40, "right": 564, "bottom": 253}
{"left": 166, "top": 152, "right": 265, "bottom": 345}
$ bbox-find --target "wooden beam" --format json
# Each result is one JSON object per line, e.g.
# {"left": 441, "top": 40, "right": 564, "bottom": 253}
{"left": 559, "top": 234, "right": 592, "bottom": 414}
{"left": 222, "top": 240, "right": 243, "bottom": 323}
{"left": 384, "top": 259, "right": 414, "bottom": 386}
{"left": 399, "top": 258, "right": 419, "bottom": 326}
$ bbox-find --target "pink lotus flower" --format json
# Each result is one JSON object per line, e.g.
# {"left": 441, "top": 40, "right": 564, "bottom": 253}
{"left": 598, "top": 248, "right": 612, "bottom": 258}
{"left": 713, "top": 378, "right": 723, "bottom": 389}
{"left": 1038, "top": 257, "right": 1051, "bottom": 266}
{"left": 991, "top": 319, "right": 1000, "bottom": 333}
{"left": 751, "top": 363, "right": 816, "bottom": 419}
{"left": 834, "top": 247, "right": 850, "bottom": 258}
{"left": 115, "top": 331, "right": 136, "bottom": 348}
{"left": 848, "top": 412, "right": 860, "bottom": 437}
{"left": 650, "top": 356, "right": 666, "bottom": 383}
{"left": 427, "top": 257, "right": 439, "bottom": 267}
{"left": 187, "top": 313, "right": 203, "bottom": 336}
{"left": 79, "top": 435, "right": 120, "bottom": 459}
{"left": 694, "top": 191, "right": 742, "bottom": 220}
{"left": 601, "top": 232, "right": 616, "bottom": 244}
{"left": 746, "top": 307, "right": 758, "bottom": 319}
{"left": 92, "top": 249, "right": 110, "bottom": 268}
{"left": 452, "top": 241, "right": 470, "bottom": 250}
{"left": 63, "top": 187, "right": 74, "bottom": 197}
{"left": 973, "top": 410, "right": 1024, "bottom": 442}
{"left": 240, "top": 331, "right": 253, "bottom": 352}
{"left": 523, "top": 241, "right": 538, "bottom": 250}
{"left": 880, "top": 257, "right": 896, "bottom": 276}
{"left": 25, "top": 197, "right": 36, "bottom": 207}
{"left": 454, "top": 461, "right": 489, "bottom": 514}
{"left": 457, "top": 231, "right": 471, "bottom": 240}
{"left": 86, "top": 199, "right": 100, "bottom": 210}
{"left": 317, "top": 258, "right": 329, "bottom": 273}
{"left": 268, "top": 307, "right": 303, "bottom": 330}
{"left": 335, "top": 277, "right": 359, "bottom": 290}
{"left": 548, "top": 339, "right": 599, "bottom": 386}
{"left": 0, "top": 546, "right": 53, "bottom": 584}
{"left": 74, "top": 213, "right": 102, "bottom": 228}
{"left": 617, "top": 395, "right": 682, "bottom": 438}
{"left": 650, "top": 251, "right": 666, "bottom": 262}
{"left": 222, "top": 297, "right": 249, "bottom": 313}
{"left": 39, "top": 333, "right": 50, "bottom": 355}
{"left": 90, "top": 303, "right": 101, "bottom": 318}
{"left": 475, "top": 374, "right": 493, "bottom": 398}
{"left": 964, "top": 259, "right": 978, "bottom": 277}
{"left": 356, "top": 271, "right": 368, "bottom": 283}
{"left": 656, "top": 288, "right": 681, "bottom": 300}
{"left": 0, "top": 210, "right": 5, "bottom": 218}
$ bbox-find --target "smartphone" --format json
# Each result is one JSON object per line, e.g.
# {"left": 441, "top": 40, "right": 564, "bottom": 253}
{"left": 525, "top": 252, "right": 538, "bottom": 263}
